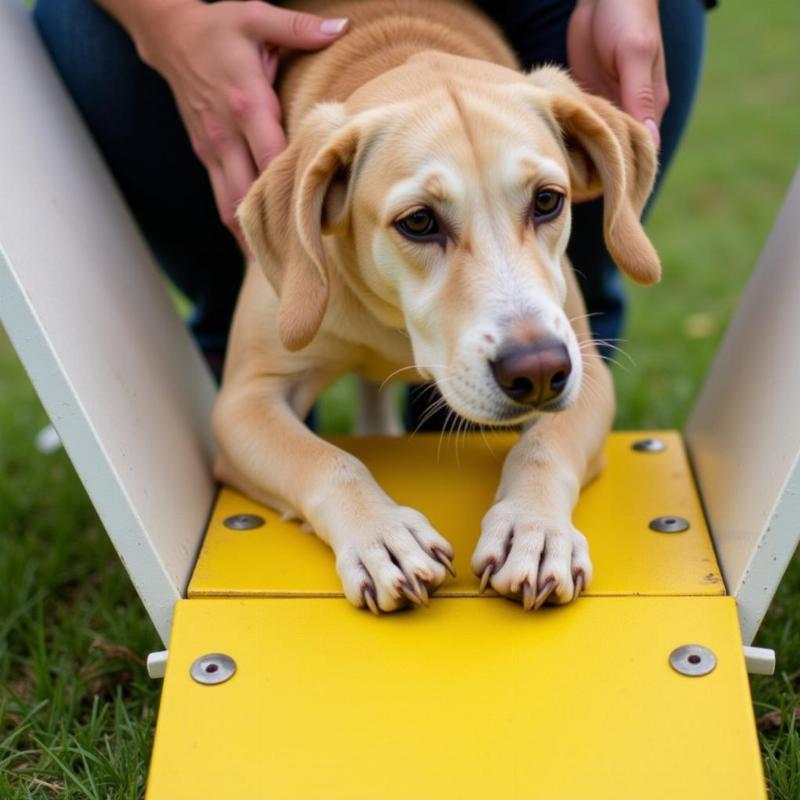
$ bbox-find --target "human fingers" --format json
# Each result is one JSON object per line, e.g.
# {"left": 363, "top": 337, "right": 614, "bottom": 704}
{"left": 196, "top": 106, "right": 257, "bottom": 236}
{"left": 232, "top": 82, "right": 286, "bottom": 171}
{"left": 262, "top": 46, "right": 279, "bottom": 85}
{"left": 241, "top": 3, "right": 348, "bottom": 50}
{"left": 177, "top": 98, "right": 245, "bottom": 243}
{"left": 206, "top": 159, "right": 240, "bottom": 246}
{"left": 652, "top": 50, "right": 670, "bottom": 130}
{"left": 616, "top": 33, "right": 663, "bottom": 147}
{"left": 219, "top": 139, "right": 258, "bottom": 243}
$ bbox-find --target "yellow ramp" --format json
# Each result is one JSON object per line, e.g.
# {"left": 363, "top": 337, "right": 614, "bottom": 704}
{"left": 147, "top": 432, "right": 766, "bottom": 799}
{"left": 148, "top": 598, "right": 763, "bottom": 799}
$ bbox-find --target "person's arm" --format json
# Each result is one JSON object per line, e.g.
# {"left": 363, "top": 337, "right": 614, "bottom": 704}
{"left": 93, "top": 0, "right": 348, "bottom": 243}
{"left": 567, "top": 0, "right": 668, "bottom": 149}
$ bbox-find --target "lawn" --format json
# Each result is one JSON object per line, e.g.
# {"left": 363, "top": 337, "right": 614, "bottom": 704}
{"left": 2, "top": 1, "right": 799, "bottom": 797}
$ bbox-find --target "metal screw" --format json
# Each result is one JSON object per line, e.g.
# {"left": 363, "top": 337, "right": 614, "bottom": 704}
{"left": 190, "top": 653, "right": 237, "bottom": 685}
{"left": 223, "top": 513, "right": 265, "bottom": 530}
{"left": 649, "top": 515, "right": 690, "bottom": 533}
{"left": 632, "top": 437, "right": 666, "bottom": 453}
{"left": 669, "top": 644, "right": 717, "bottom": 677}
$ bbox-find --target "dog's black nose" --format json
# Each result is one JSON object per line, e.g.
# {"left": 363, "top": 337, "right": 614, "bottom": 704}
{"left": 490, "top": 340, "right": 572, "bottom": 406}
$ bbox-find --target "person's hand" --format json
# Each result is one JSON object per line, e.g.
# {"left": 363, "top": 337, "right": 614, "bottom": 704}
{"left": 133, "top": 1, "right": 348, "bottom": 244}
{"left": 567, "top": 0, "right": 668, "bottom": 149}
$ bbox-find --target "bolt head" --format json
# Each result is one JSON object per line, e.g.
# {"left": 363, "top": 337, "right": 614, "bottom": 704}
{"left": 190, "top": 653, "right": 237, "bottom": 685}
{"left": 669, "top": 644, "right": 717, "bottom": 677}
{"left": 649, "top": 515, "right": 690, "bottom": 533}
{"left": 223, "top": 513, "right": 265, "bottom": 530}
{"left": 632, "top": 438, "right": 667, "bottom": 453}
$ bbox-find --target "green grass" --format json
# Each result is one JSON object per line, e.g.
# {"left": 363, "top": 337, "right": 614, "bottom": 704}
{"left": 2, "top": 2, "right": 799, "bottom": 797}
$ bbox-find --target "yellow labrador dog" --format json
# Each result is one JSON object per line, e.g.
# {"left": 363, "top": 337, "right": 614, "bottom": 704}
{"left": 213, "top": 0, "right": 660, "bottom": 613}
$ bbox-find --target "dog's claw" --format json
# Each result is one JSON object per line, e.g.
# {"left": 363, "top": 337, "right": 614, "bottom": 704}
{"left": 415, "top": 578, "right": 430, "bottom": 607}
{"left": 479, "top": 563, "right": 494, "bottom": 593}
{"left": 433, "top": 547, "right": 456, "bottom": 578}
{"left": 522, "top": 580, "right": 535, "bottom": 611}
{"left": 573, "top": 571, "right": 584, "bottom": 600}
{"left": 534, "top": 578, "right": 556, "bottom": 610}
{"left": 362, "top": 586, "right": 380, "bottom": 615}
{"left": 398, "top": 578, "right": 422, "bottom": 606}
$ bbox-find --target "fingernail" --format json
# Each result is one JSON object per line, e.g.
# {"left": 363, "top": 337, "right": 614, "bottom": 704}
{"left": 320, "top": 17, "right": 348, "bottom": 35}
{"left": 644, "top": 118, "right": 660, "bottom": 150}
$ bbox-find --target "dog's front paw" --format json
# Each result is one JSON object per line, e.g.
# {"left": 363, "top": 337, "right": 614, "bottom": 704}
{"left": 471, "top": 500, "right": 591, "bottom": 609}
{"left": 334, "top": 505, "right": 454, "bottom": 614}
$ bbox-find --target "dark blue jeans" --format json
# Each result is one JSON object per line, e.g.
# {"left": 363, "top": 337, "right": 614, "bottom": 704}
{"left": 34, "top": 0, "right": 707, "bottom": 423}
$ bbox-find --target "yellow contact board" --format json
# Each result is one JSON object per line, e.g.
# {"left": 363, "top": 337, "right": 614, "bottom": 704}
{"left": 147, "top": 597, "right": 765, "bottom": 800}
{"left": 190, "top": 431, "right": 724, "bottom": 597}
{"left": 147, "top": 431, "right": 765, "bottom": 799}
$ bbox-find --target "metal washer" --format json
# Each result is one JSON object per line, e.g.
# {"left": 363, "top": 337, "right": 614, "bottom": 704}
{"left": 223, "top": 513, "right": 265, "bottom": 530}
{"left": 632, "top": 437, "right": 667, "bottom": 453}
{"left": 649, "top": 515, "right": 690, "bottom": 533}
{"left": 669, "top": 644, "right": 717, "bottom": 677}
{"left": 190, "top": 653, "right": 237, "bottom": 685}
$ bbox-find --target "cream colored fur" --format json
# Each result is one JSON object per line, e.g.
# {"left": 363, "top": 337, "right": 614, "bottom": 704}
{"left": 213, "top": 0, "right": 660, "bottom": 612}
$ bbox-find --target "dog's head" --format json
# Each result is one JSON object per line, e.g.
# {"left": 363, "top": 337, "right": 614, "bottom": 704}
{"left": 239, "top": 58, "right": 659, "bottom": 425}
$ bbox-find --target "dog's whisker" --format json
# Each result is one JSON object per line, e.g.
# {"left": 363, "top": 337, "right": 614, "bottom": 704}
{"left": 592, "top": 340, "right": 634, "bottom": 360}
{"left": 421, "top": 398, "right": 449, "bottom": 420}
{"left": 379, "top": 364, "right": 449, "bottom": 391}
{"left": 575, "top": 335, "right": 631, "bottom": 351}
{"left": 575, "top": 332, "right": 627, "bottom": 341}
{"left": 579, "top": 336, "right": 629, "bottom": 345}
{"left": 458, "top": 416, "right": 474, "bottom": 463}
{"left": 478, "top": 423, "right": 498, "bottom": 458}
{"left": 580, "top": 351, "right": 632, "bottom": 374}
{"left": 570, "top": 266, "right": 589, "bottom": 281}
{"left": 409, "top": 380, "right": 458, "bottom": 426}
{"left": 437, "top": 408, "right": 456, "bottom": 462}
{"left": 568, "top": 310, "right": 604, "bottom": 324}
{"left": 412, "top": 395, "right": 451, "bottom": 435}
{"left": 451, "top": 412, "right": 466, "bottom": 468}
{"left": 411, "top": 384, "right": 447, "bottom": 410}
{"left": 577, "top": 350, "right": 635, "bottom": 373}
{"left": 576, "top": 337, "right": 636, "bottom": 366}
{"left": 415, "top": 407, "right": 445, "bottom": 431}
{"left": 576, "top": 336, "right": 630, "bottom": 349}
{"left": 575, "top": 373, "right": 604, "bottom": 405}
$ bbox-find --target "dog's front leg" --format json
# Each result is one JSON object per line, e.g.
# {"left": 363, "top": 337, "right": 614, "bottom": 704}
{"left": 471, "top": 352, "right": 614, "bottom": 609}
{"left": 471, "top": 258, "right": 615, "bottom": 608}
{"left": 213, "top": 377, "right": 453, "bottom": 612}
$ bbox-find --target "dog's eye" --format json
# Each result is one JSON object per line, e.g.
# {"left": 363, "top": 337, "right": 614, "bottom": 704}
{"left": 395, "top": 208, "right": 442, "bottom": 243}
{"left": 532, "top": 189, "right": 565, "bottom": 223}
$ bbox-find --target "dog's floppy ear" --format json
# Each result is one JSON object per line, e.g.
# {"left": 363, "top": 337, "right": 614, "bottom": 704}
{"left": 529, "top": 68, "right": 661, "bottom": 285}
{"left": 237, "top": 103, "right": 360, "bottom": 350}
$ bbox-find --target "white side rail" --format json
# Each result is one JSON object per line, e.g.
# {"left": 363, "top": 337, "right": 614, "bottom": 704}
{"left": 686, "top": 169, "right": 800, "bottom": 645}
{"left": 0, "top": 1, "right": 218, "bottom": 643}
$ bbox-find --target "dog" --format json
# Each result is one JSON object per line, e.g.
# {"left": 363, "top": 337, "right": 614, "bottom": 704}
{"left": 212, "top": 0, "right": 660, "bottom": 613}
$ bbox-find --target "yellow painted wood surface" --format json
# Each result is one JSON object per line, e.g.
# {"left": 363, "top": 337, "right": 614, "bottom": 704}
{"left": 190, "top": 431, "right": 723, "bottom": 598}
{"left": 147, "top": 596, "right": 765, "bottom": 800}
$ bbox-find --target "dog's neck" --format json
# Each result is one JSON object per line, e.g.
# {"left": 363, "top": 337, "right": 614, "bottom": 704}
{"left": 277, "top": 0, "right": 516, "bottom": 136}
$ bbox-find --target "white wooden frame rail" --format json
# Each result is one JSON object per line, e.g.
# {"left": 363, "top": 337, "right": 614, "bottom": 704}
{"left": 0, "top": 0, "right": 217, "bottom": 645}
{"left": 686, "top": 168, "right": 800, "bottom": 645}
